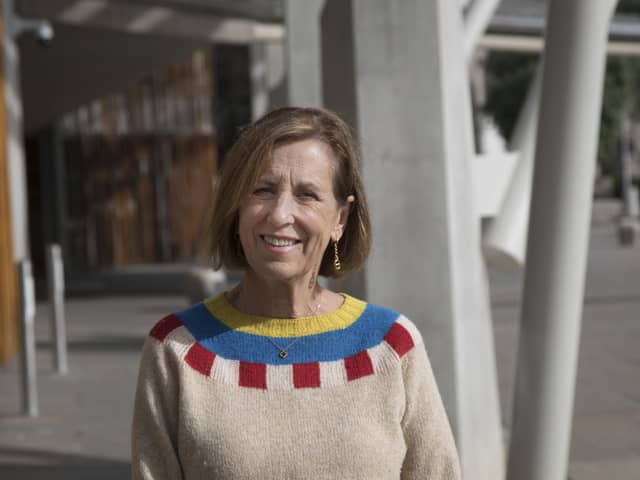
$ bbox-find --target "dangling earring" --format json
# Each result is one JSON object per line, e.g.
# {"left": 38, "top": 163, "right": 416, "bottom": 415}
{"left": 333, "top": 240, "right": 341, "bottom": 271}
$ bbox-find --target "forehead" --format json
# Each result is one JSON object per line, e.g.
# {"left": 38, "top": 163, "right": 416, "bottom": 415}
{"left": 260, "top": 139, "right": 338, "bottom": 180}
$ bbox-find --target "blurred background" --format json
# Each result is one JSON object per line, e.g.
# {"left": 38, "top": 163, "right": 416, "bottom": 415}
{"left": 0, "top": 0, "right": 639, "bottom": 479}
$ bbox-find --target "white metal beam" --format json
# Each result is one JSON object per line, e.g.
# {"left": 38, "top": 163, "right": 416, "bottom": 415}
{"left": 463, "top": 0, "right": 503, "bottom": 62}
{"left": 482, "top": 68, "right": 541, "bottom": 269}
{"left": 507, "top": 1, "right": 619, "bottom": 479}
{"left": 480, "top": 32, "right": 640, "bottom": 56}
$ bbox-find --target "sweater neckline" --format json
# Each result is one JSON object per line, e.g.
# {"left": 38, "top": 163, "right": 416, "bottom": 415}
{"left": 203, "top": 292, "right": 367, "bottom": 338}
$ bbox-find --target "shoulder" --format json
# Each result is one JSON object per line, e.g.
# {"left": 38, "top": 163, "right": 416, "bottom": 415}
{"left": 148, "top": 313, "right": 184, "bottom": 343}
{"left": 352, "top": 298, "right": 424, "bottom": 358}
{"left": 141, "top": 302, "right": 235, "bottom": 384}
{"left": 145, "top": 302, "right": 222, "bottom": 367}
{"left": 148, "top": 300, "right": 228, "bottom": 342}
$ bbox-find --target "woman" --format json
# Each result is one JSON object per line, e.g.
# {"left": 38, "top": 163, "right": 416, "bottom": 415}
{"left": 132, "top": 107, "right": 461, "bottom": 479}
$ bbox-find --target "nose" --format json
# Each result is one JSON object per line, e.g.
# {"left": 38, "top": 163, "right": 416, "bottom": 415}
{"left": 267, "top": 192, "right": 295, "bottom": 227}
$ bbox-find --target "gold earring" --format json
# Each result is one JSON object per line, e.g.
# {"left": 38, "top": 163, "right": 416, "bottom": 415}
{"left": 333, "top": 240, "right": 341, "bottom": 271}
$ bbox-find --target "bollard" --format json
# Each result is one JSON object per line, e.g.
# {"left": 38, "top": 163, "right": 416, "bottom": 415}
{"left": 628, "top": 185, "right": 639, "bottom": 218}
{"left": 46, "top": 244, "right": 68, "bottom": 374}
{"left": 18, "top": 259, "right": 38, "bottom": 417}
{"left": 618, "top": 185, "right": 640, "bottom": 246}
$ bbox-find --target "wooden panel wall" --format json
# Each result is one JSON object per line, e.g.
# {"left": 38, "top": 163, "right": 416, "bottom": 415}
{"left": 0, "top": 16, "right": 19, "bottom": 365}
{"left": 167, "top": 137, "right": 217, "bottom": 259}
{"left": 60, "top": 49, "right": 217, "bottom": 269}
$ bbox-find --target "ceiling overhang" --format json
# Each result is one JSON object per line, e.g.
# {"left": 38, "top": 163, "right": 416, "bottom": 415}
{"left": 16, "top": 0, "right": 285, "bottom": 43}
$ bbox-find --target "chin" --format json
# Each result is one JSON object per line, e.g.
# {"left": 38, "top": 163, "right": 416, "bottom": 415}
{"left": 251, "top": 263, "right": 307, "bottom": 284}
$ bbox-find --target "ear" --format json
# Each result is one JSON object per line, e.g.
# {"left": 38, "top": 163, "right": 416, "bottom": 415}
{"left": 332, "top": 195, "right": 355, "bottom": 242}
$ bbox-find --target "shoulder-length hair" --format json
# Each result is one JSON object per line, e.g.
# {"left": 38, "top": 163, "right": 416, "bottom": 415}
{"left": 209, "top": 107, "right": 371, "bottom": 278}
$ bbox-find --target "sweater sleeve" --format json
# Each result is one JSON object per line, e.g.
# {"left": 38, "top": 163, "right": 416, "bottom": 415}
{"left": 400, "top": 339, "right": 461, "bottom": 479}
{"left": 131, "top": 336, "right": 184, "bottom": 480}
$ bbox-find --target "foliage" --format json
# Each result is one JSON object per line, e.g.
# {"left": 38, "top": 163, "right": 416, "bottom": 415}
{"left": 483, "top": 50, "right": 640, "bottom": 186}
{"left": 599, "top": 56, "right": 640, "bottom": 177}
{"left": 617, "top": 0, "right": 640, "bottom": 14}
{"left": 484, "top": 52, "right": 538, "bottom": 143}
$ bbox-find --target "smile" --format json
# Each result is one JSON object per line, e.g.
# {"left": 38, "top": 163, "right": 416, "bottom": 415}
{"left": 261, "top": 235, "right": 301, "bottom": 247}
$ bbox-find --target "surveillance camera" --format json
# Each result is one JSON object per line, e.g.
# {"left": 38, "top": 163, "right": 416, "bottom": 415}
{"left": 36, "top": 22, "right": 54, "bottom": 47}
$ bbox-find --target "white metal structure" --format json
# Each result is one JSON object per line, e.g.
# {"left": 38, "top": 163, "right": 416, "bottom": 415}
{"left": 507, "top": 2, "right": 618, "bottom": 479}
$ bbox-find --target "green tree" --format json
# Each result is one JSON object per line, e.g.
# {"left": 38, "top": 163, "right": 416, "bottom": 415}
{"left": 599, "top": 56, "right": 640, "bottom": 178}
{"left": 484, "top": 52, "right": 538, "bottom": 143}
{"left": 484, "top": 47, "right": 640, "bottom": 194}
{"left": 617, "top": 0, "right": 640, "bottom": 14}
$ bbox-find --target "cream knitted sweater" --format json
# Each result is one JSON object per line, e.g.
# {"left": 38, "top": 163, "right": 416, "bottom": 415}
{"left": 131, "top": 293, "right": 461, "bottom": 479}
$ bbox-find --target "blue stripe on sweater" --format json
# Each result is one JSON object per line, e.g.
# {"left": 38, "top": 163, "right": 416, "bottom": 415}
{"left": 174, "top": 302, "right": 400, "bottom": 365}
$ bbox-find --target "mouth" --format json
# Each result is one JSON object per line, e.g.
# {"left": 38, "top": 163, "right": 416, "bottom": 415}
{"left": 260, "top": 235, "right": 302, "bottom": 248}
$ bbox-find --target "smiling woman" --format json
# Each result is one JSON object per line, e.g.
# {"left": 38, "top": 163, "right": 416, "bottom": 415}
{"left": 131, "top": 107, "right": 461, "bottom": 479}
{"left": 238, "top": 139, "right": 352, "bottom": 290}
{"left": 210, "top": 107, "right": 369, "bottom": 282}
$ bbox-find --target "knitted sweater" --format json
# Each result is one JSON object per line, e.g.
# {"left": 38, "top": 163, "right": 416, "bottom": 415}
{"left": 131, "top": 293, "right": 461, "bottom": 479}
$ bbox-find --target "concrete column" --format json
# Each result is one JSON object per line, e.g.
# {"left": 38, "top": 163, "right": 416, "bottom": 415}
{"left": 284, "top": 0, "right": 324, "bottom": 106}
{"left": 320, "top": 1, "right": 504, "bottom": 477}
{"left": 250, "top": 41, "right": 286, "bottom": 120}
{"left": 250, "top": 43, "right": 269, "bottom": 121}
{"left": 506, "top": 2, "right": 618, "bottom": 480}
{"left": 1, "top": 0, "right": 30, "bottom": 261}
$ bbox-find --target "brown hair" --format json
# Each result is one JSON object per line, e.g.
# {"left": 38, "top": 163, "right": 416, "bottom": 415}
{"left": 209, "top": 107, "right": 371, "bottom": 277}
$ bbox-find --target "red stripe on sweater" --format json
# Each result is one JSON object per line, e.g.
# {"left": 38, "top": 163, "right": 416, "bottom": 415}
{"left": 185, "top": 343, "right": 216, "bottom": 377}
{"left": 344, "top": 350, "right": 374, "bottom": 381}
{"left": 293, "top": 362, "right": 321, "bottom": 388}
{"left": 239, "top": 361, "right": 267, "bottom": 389}
{"left": 384, "top": 322, "right": 415, "bottom": 357}
{"left": 149, "top": 314, "right": 182, "bottom": 342}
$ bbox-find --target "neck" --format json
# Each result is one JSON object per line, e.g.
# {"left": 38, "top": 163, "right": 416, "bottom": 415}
{"left": 231, "top": 271, "right": 329, "bottom": 318}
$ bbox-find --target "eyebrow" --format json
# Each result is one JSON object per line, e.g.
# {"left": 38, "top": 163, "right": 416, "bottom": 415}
{"left": 255, "top": 177, "right": 322, "bottom": 191}
{"left": 255, "top": 177, "right": 278, "bottom": 186}
{"left": 297, "top": 181, "right": 321, "bottom": 191}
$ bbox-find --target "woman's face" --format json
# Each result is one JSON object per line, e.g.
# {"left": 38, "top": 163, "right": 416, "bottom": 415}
{"left": 238, "top": 138, "right": 351, "bottom": 285}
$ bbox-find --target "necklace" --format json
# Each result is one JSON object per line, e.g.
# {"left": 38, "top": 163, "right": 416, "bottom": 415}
{"left": 266, "top": 299, "right": 321, "bottom": 359}
{"left": 266, "top": 337, "right": 303, "bottom": 359}
{"left": 227, "top": 285, "right": 324, "bottom": 360}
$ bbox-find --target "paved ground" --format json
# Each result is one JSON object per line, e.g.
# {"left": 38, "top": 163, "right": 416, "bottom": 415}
{"left": 491, "top": 224, "right": 640, "bottom": 479}
{"left": 0, "top": 295, "right": 190, "bottom": 479}
{"left": 0, "top": 223, "right": 638, "bottom": 479}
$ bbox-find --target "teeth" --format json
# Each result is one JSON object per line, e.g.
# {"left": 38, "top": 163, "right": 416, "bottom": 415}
{"left": 264, "top": 236, "right": 297, "bottom": 247}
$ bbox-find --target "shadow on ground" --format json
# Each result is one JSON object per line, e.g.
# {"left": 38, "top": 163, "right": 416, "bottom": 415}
{"left": 0, "top": 447, "right": 130, "bottom": 479}
{"left": 36, "top": 335, "right": 145, "bottom": 353}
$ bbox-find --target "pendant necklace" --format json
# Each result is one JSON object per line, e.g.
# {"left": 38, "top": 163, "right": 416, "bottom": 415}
{"left": 267, "top": 300, "right": 321, "bottom": 360}
{"left": 266, "top": 337, "right": 303, "bottom": 359}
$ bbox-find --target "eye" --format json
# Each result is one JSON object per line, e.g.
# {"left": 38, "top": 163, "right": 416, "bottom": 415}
{"left": 253, "top": 186, "right": 274, "bottom": 197}
{"left": 298, "top": 191, "right": 319, "bottom": 201}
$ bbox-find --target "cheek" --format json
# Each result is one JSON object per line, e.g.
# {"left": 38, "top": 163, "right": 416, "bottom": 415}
{"left": 237, "top": 207, "right": 258, "bottom": 246}
{"left": 238, "top": 204, "right": 264, "bottom": 228}
{"left": 309, "top": 210, "right": 340, "bottom": 243}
